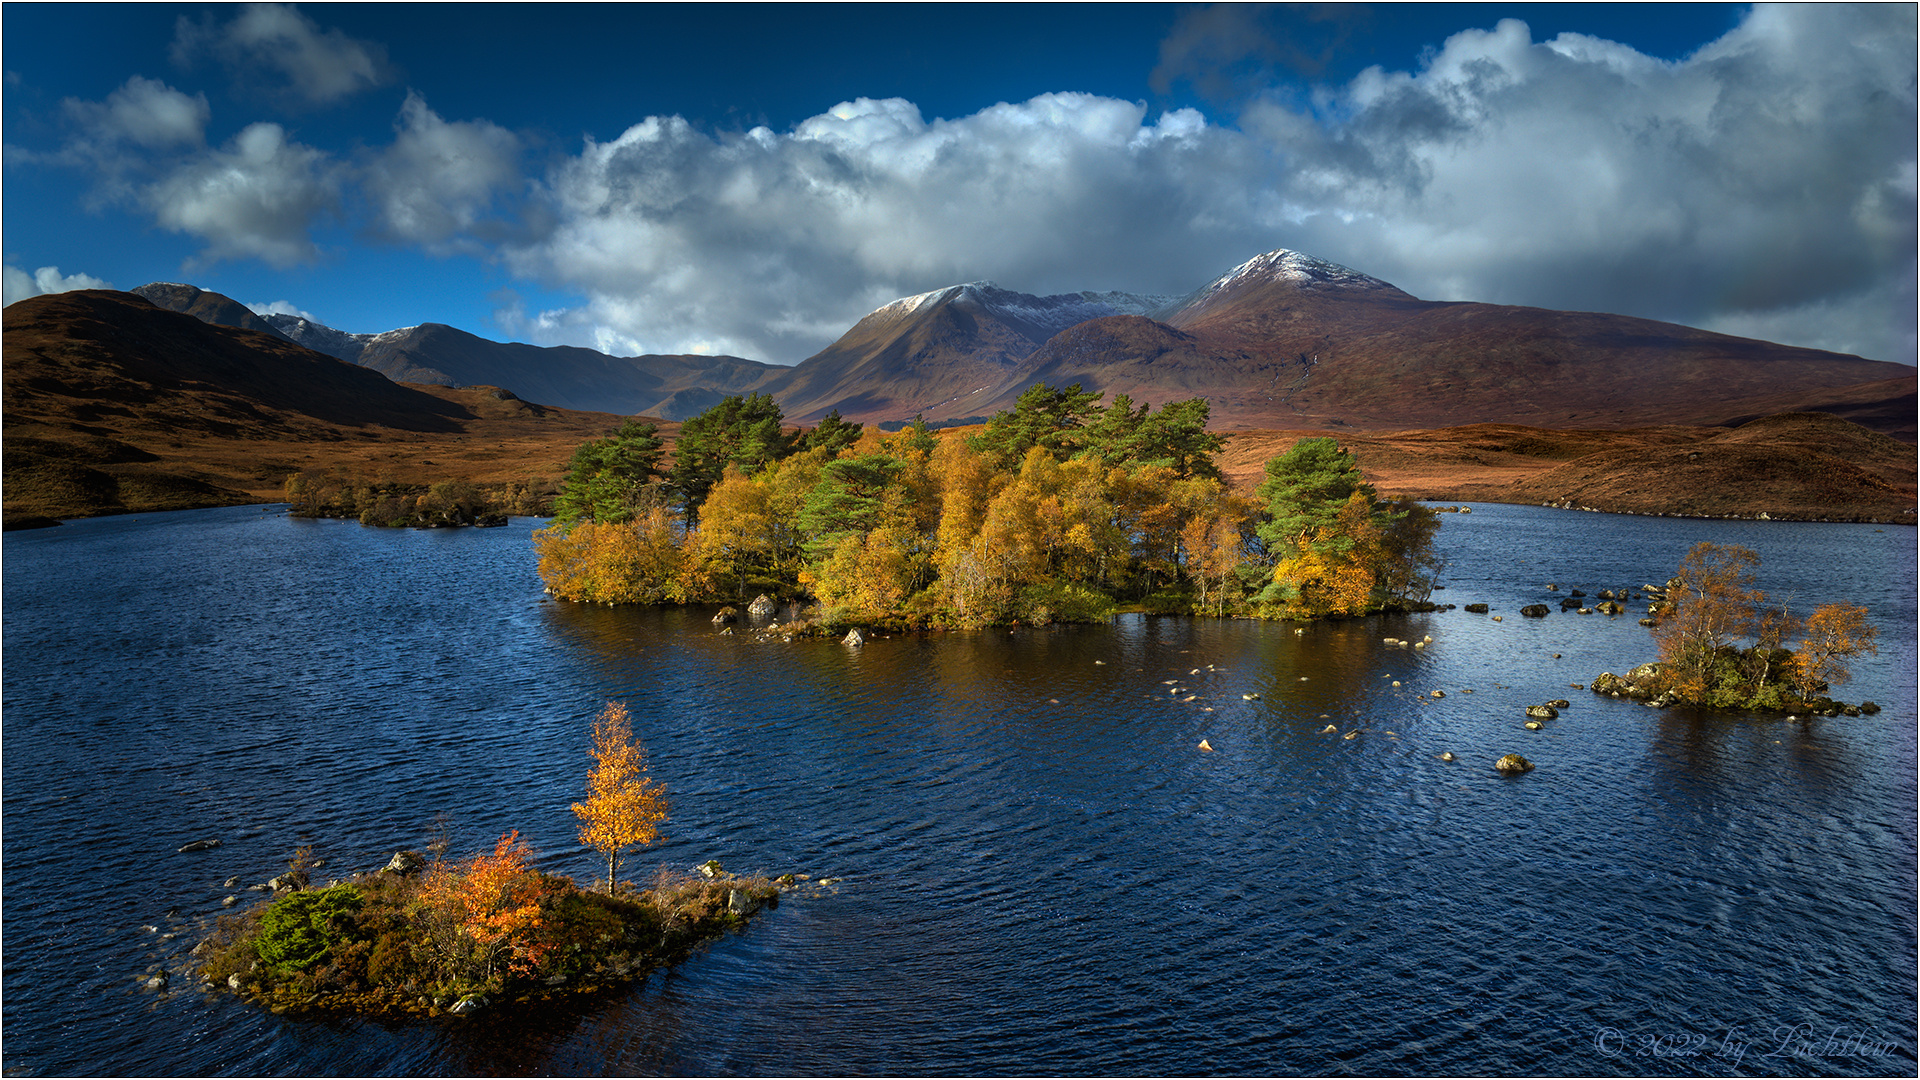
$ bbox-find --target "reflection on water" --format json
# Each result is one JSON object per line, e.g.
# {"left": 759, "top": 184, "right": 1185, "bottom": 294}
{"left": 2, "top": 504, "right": 1913, "bottom": 1076}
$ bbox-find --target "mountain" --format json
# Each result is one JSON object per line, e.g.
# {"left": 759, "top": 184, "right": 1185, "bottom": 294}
{"left": 133, "top": 283, "right": 782, "bottom": 419}
{"left": 942, "top": 250, "right": 1913, "bottom": 435}
{"left": 758, "top": 282, "right": 1175, "bottom": 423}
{"left": 131, "top": 282, "right": 298, "bottom": 343}
{"left": 2, "top": 290, "right": 628, "bottom": 525}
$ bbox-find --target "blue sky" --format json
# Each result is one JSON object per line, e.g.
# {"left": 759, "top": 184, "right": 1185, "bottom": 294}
{"left": 4, "top": 3, "right": 1913, "bottom": 366}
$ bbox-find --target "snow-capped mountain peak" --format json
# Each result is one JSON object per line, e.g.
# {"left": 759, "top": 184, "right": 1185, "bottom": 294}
{"left": 1201, "top": 249, "right": 1397, "bottom": 296}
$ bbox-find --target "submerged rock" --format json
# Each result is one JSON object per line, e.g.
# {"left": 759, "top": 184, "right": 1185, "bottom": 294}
{"left": 177, "top": 839, "right": 221, "bottom": 853}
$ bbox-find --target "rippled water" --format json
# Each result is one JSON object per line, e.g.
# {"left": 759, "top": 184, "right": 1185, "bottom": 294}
{"left": 3, "top": 504, "right": 1914, "bottom": 1076}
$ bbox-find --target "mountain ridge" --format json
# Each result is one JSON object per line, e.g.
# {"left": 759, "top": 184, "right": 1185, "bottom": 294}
{"left": 120, "top": 248, "right": 1915, "bottom": 438}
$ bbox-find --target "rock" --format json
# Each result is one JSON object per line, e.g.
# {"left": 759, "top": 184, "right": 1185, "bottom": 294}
{"left": 712, "top": 607, "right": 739, "bottom": 625}
{"left": 177, "top": 839, "right": 221, "bottom": 853}
{"left": 1520, "top": 604, "right": 1550, "bottom": 618}
{"left": 1343, "top": 731, "right": 1358, "bottom": 740}
{"left": 843, "top": 628, "right": 865, "bottom": 646}
{"left": 382, "top": 850, "right": 426, "bottom": 876}
{"left": 146, "top": 971, "right": 169, "bottom": 992}
{"left": 747, "top": 594, "right": 777, "bottom": 617}
{"left": 727, "top": 889, "right": 761, "bottom": 916}
{"left": 1491, "top": 615, "right": 1503, "bottom": 622}
{"left": 1596, "top": 600, "right": 1626, "bottom": 615}
{"left": 1628, "top": 662, "right": 1663, "bottom": 681}
{"left": 696, "top": 859, "right": 725, "bottom": 879}
{"left": 1861, "top": 701, "right": 1882, "bottom": 715}
{"left": 1525, "top": 720, "right": 1543, "bottom": 730}
{"left": 1439, "top": 751, "right": 1455, "bottom": 762}
{"left": 1495, "top": 753, "right": 1535, "bottom": 774}
{"left": 1197, "top": 739, "right": 1213, "bottom": 752}
{"left": 1320, "top": 724, "right": 1338, "bottom": 733}
{"left": 1242, "top": 692, "right": 1260, "bottom": 700}
{"left": 1638, "top": 618, "right": 1656, "bottom": 626}
{"left": 1430, "top": 690, "right": 1445, "bottom": 698}
{"left": 449, "top": 994, "right": 487, "bottom": 1016}
{"left": 1570, "top": 589, "right": 1586, "bottom": 598}
{"left": 1546, "top": 699, "right": 1570, "bottom": 709}
{"left": 1560, "top": 597, "right": 1583, "bottom": 611}
{"left": 1525, "top": 704, "right": 1559, "bottom": 720}
{"left": 221, "top": 895, "right": 239, "bottom": 907}
{"left": 1546, "top": 583, "right": 1559, "bottom": 591}
{"left": 1465, "top": 603, "right": 1489, "bottom": 614}
{"left": 228, "top": 973, "right": 244, "bottom": 992}
{"left": 1597, "top": 589, "right": 1615, "bottom": 600}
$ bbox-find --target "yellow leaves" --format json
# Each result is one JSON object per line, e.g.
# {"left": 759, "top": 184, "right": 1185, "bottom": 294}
{"left": 533, "top": 509, "right": 687, "bottom": 604}
{"left": 573, "top": 702, "right": 669, "bottom": 893}
{"left": 1791, "top": 600, "right": 1879, "bottom": 699}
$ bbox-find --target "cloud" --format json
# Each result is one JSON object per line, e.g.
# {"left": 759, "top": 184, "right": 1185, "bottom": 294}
{"left": 3, "top": 265, "right": 112, "bottom": 306}
{"left": 1229, "top": 6, "right": 1917, "bottom": 359}
{"left": 246, "top": 299, "right": 317, "bottom": 321}
{"left": 172, "top": 2, "right": 391, "bottom": 105}
{"left": 142, "top": 122, "right": 342, "bottom": 267}
{"left": 484, "top": 5, "right": 1912, "bottom": 365}
{"left": 502, "top": 93, "right": 1281, "bottom": 360}
{"left": 362, "top": 92, "right": 522, "bottom": 249}
{"left": 62, "top": 76, "right": 209, "bottom": 150}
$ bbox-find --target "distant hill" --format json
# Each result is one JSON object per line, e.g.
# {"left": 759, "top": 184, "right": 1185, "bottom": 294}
{"left": 2, "top": 290, "right": 629, "bottom": 525}
{"left": 132, "top": 283, "right": 781, "bottom": 419}
{"left": 128, "top": 254, "right": 1915, "bottom": 440}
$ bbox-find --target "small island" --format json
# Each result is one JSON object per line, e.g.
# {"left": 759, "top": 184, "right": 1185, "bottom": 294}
{"left": 535, "top": 388, "right": 1446, "bottom": 630}
{"left": 197, "top": 703, "right": 786, "bottom": 1018}
{"left": 1589, "top": 541, "right": 1881, "bottom": 717}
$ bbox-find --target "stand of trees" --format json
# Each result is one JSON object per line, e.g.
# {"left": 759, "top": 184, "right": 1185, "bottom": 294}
{"left": 1648, "top": 541, "right": 1879, "bottom": 711}
{"left": 534, "top": 387, "right": 1443, "bottom": 627}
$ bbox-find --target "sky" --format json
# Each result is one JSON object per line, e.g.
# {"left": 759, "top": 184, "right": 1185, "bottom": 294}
{"left": 3, "top": 3, "right": 1914, "bottom": 366}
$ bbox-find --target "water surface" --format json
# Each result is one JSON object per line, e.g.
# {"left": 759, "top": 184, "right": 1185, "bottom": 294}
{"left": 3, "top": 504, "right": 1913, "bottom": 1075}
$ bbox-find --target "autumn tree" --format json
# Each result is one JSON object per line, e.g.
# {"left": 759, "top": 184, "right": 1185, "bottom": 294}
{"left": 1790, "top": 601, "right": 1879, "bottom": 701}
{"left": 573, "top": 702, "right": 669, "bottom": 894}
{"left": 1653, "top": 542, "right": 1766, "bottom": 703}
{"left": 418, "top": 831, "right": 552, "bottom": 984}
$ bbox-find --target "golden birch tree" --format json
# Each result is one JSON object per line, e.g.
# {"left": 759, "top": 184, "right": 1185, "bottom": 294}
{"left": 572, "top": 702, "right": 668, "bottom": 894}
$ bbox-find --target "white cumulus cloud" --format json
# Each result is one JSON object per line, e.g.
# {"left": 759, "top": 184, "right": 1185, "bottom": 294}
{"left": 488, "top": 4, "right": 1912, "bottom": 365}
{"left": 3, "top": 265, "right": 113, "bottom": 306}
{"left": 142, "top": 122, "right": 342, "bottom": 267}
{"left": 362, "top": 92, "right": 522, "bottom": 250}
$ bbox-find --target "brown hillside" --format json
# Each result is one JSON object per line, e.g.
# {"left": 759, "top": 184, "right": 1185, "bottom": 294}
{"left": 2, "top": 291, "right": 641, "bottom": 526}
{"left": 1219, "top": 413, "right": 1916, "bottom": 523}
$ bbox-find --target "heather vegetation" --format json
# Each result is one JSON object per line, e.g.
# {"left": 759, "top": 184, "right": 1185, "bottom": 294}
{"left": 534, "top": 385, "right": 1443, "bottom": 627}
{"left": 1609, "top": 541, "right": 1881, "bottom": 714}
{"left": 200, "top": 703, "right": 778, "bottom": 1017}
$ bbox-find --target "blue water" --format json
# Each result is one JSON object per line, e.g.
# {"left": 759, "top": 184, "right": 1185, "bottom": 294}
{"left": 3, "top": 504, "right": 1914, "bottom": 1076}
